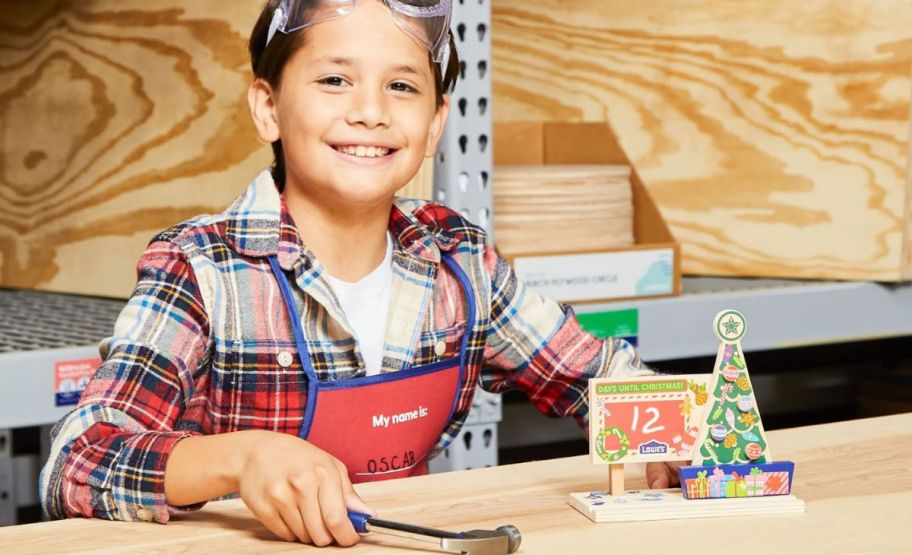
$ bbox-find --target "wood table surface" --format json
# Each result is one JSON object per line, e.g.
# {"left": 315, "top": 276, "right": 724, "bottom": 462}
{"left": 4, "top": 413, "right": 911, "bottom": 554}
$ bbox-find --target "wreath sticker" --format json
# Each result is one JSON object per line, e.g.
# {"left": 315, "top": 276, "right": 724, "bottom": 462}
{"left": 595, "top": 426, "right": 630, "bottom": 462}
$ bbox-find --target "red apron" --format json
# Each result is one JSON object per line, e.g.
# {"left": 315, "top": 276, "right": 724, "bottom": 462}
{"left": 269, "top": 254, "right": 474, "bottom": 483}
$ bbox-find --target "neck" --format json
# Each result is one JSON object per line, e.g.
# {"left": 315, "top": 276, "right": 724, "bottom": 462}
{"left": 283, "top": 188, "right": 392, "bottom": 282}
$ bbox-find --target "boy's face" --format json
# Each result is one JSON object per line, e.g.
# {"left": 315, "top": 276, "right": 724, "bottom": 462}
{"left": 253, "top": 0, "right": 450, "bottom": 207}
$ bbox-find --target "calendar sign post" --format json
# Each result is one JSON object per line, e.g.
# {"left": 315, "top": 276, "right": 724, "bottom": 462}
{"left": 589, "top": 374, "right": 711, "bottom": 494}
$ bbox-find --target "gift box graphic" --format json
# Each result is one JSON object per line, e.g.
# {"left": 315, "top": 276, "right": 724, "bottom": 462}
{"left": 679, "top": 462, "right": 795, "bottom": 500}
{"left": 684, "top": 470, "right": 711, "bottom": 499}
{"left": 725, "top": 472, "right": 748, "bottom": 497}
{"left": 708, "top": 467, "right": 730, "bottom": 498}
{"left": 746, "top": 467, "right": 767, "bottom": 496}
{"left": 764, "top": 471, "right": 791, "bottom": 495}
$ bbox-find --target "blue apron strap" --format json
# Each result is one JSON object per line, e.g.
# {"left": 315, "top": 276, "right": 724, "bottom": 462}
{"left": 439, "top": 252, "right": 477, "bottom": 421}
{"left": 439, "top": 253, "right": 477, "bottom": 369}
{"left": 267, "top": 256, "right": 320, "bottom": 438}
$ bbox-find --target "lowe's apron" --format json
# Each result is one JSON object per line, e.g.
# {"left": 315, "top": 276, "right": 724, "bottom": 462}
{"left": 268, "top": 254, "right": 474, "bottom": 483}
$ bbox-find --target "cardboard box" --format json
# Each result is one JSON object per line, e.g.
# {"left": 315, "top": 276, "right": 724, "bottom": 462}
{"left": 493, "top": 122, "right": 681, "bottom": 303}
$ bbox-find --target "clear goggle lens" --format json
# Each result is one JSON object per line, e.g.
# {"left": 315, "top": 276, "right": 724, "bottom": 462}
{"left": 267, "top": 0, "right": 452, "bottom": 66}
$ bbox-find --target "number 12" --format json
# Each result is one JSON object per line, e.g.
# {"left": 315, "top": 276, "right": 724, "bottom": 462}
{"left": 631, "top": 406, "right": 665, "bottom": 434}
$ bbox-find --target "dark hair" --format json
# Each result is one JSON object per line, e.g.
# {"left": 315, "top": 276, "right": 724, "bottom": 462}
{"left": 248, "top": 0, "right": 460, "bottom": 190}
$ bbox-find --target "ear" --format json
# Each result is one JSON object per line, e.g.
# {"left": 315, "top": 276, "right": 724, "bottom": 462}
{"left": 424, "top": 95, "right": 451, "bottom": 157}
{"left": 248, "top": 78, "right": 281, "bottom": 143}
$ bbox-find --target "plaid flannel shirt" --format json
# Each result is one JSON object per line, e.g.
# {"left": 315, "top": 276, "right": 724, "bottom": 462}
{"left": 40, "top": 169, "right": 653, "bottom": 523}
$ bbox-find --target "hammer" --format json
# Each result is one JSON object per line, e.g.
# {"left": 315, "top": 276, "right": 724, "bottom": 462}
{"left": 348, "top": 510, "right": 521, "bottom": 555}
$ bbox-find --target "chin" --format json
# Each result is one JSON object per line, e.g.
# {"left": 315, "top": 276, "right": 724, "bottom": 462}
{"left": 332, "top": 187, "right": 398, "bottom": 207}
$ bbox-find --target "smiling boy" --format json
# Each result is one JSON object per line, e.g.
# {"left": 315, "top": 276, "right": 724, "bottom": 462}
{"left": 41, "top": 0, "right": 678, "bottom": 547}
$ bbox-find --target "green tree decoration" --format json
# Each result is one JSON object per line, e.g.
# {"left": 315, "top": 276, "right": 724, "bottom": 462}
{"left": 691, "top": 310, "right": 772, "bottom": 465}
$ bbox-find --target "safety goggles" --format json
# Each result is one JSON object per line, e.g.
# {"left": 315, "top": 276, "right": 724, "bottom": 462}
{"left": 266, "top": 0, "right": 452, "bottom": 72}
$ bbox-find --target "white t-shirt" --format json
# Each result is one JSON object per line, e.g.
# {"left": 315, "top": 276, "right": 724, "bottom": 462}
{"left": 324, "top": 233, "right": 393, "bottom": 376}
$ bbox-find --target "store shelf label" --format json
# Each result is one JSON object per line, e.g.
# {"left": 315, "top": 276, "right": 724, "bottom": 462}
{"left": 54, "top": 358, "right": 101, "bottom": 406}
{"left": 512, "top": 249, "right": 674, "bottom": 303}
{"left": 577, "top": 308, "right": 639, "bottom": 346}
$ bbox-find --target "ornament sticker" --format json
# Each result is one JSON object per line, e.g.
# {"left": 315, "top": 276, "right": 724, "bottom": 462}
{"left": 589, "top": 375, "right": 711, "bottom": 464}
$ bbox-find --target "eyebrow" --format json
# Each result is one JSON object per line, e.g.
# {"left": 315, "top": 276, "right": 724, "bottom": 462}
{"left": 312, "top": 56, "right": 425, "bottom": 76}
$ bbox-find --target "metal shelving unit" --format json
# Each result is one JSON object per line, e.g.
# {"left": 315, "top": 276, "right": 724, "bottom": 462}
{"left": 428, "top": 0, "right": 499, "bottom": 473}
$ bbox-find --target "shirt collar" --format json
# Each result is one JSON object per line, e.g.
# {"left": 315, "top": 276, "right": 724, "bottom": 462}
{"left": 225, "top": 169, "right": 464, "bottom": 269}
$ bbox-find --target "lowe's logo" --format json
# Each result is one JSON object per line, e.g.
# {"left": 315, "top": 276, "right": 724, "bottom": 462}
{"left": 639, "top": 440, "right": 668, "bottom": 455}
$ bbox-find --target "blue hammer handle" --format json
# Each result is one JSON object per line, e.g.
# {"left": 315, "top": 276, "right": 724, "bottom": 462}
{"left": 348, "top": 510, "right": 462, "bottom": 539}
{"left": 347, "top": 510, "right": 372, "bottom": 534}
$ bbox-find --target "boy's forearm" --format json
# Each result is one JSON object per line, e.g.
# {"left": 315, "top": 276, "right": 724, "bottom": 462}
{"left": 164, "top": 430, "right": 266, "bottom": 506}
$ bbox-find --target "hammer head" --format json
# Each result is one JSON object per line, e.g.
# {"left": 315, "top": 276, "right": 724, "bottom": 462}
{"left": 439, "top": 525, "right": 522, "bottom": 555}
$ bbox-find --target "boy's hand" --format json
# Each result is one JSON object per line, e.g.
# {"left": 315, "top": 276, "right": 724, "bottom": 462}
{"left": 645, "top": 461, "right": 687, "bottom": 489}
{"left": 236, "top": 431, "right": 375, "bottom": 546}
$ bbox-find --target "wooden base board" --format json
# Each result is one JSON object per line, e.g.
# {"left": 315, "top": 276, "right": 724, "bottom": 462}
{"left": 568, "top": 489, "right": 805, "bottom": 523}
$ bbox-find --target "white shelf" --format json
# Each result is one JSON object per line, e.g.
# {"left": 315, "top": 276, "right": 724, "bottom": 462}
{"left": 573, "top": 277, "right": 912, "bottom": 361}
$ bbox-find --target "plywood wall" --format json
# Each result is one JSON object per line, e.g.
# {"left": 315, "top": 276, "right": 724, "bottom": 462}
{"left": 0, "top": 0, "right": 432, "bottom": 298}
{"left": 492, "top": 0, "right": 912, "bottom": 281}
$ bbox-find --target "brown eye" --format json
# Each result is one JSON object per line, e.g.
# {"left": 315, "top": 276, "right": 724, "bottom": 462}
{"left": 390, "top": 81, "right": 418, "bottom": 93}
{"left": 319, "top": 76, "right": 347, "bottom": 87}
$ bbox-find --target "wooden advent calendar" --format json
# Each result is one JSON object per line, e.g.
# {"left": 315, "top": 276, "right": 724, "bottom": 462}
{"left": 569, "top": 309, "right": 806, "bottom": 522}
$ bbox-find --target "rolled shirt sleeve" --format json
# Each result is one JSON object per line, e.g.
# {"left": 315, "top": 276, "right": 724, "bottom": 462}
{"left": 40, "top": 239, "right": 210, "bottom": 522}
{"left": 479, "top": 245, "right": 655, "bottom": 431}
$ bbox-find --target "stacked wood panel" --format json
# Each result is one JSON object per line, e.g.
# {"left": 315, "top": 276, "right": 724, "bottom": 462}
{"left": 493, "top": 165, "right": 633, "bottom": 257}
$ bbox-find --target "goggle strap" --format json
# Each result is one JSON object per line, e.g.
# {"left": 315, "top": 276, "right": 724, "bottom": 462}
{"left": 266, "top": 6, "right": 286, "bottom": 48}
{"left": 440, "top": 40, "right": 450, "bottom": 80}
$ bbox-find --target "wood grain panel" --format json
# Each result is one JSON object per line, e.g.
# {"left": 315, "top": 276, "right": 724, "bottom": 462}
{"left": 0, "top": 0, "right": 432, "bottom": 298}
{"left": 492, "top": 0, "right": 912, "bottom": 280}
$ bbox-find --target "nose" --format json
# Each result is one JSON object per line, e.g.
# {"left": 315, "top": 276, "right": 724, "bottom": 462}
{"left": 346, "top": 83, "right": 391, "bottom": 129}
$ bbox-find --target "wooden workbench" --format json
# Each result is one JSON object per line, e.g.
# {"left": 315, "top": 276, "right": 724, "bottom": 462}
{"left": 4, "top": 413, "right": 911, "bottom": 553}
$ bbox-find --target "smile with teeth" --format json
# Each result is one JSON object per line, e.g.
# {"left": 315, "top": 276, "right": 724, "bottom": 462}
{"left": 334, "top": 145, "right": 393, "bottom": 158}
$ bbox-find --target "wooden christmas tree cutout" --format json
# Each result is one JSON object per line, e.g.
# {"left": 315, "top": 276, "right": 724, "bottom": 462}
{"left": 569, "top": 309, "right": 805, "bottom": 522}
{"left": 692, "top": 310, "right": 770, "bottom": 465}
